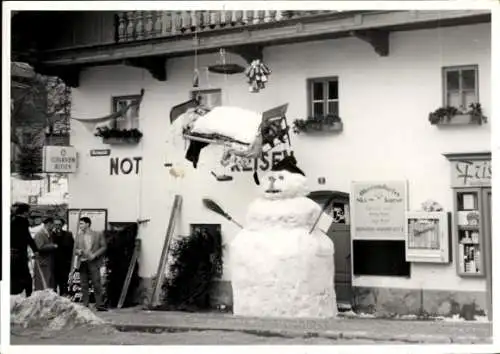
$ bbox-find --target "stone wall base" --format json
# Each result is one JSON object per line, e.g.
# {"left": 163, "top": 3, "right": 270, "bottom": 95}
{"left": 136, "top": 278, "right": 487, "bottom": 319}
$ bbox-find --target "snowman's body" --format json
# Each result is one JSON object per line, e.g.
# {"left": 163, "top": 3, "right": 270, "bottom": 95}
{"left": 230, "top": 169, "right": 337, "bottom": 318}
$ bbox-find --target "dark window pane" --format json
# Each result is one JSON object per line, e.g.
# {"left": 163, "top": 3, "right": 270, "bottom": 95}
{"left": 313, "top": 82, "right": 324, "bottom": 100}
{"left": 328, "top": 101, "right": 339, "bottom": 115}
{"left": 446, "top": 70, "right": 460, "bottom": 91}
{"left": 461, "top": 69, "right": 476, "bottom": 90}
{"left": 313, "top": 102, "right": 324, "bottom": 116}
{"left": 353, "top": 240, "right": 411, "bottom": 277}
{"left": 328, "top": 80, "right": 338, "bottom": 100}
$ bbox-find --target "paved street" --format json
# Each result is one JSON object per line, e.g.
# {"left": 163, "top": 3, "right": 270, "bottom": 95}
{"left": 11, "top": 308, "right": 493, "bottom": 345}
{"left": 11, "top": 326, "right": 409, "bottom": 345}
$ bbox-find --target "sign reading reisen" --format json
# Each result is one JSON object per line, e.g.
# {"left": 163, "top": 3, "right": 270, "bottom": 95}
{"left": 42, "top": 146, "right": 77, "bottom": 173}
{"left": 351, "top": 181, "right": 408, "bottom": 240}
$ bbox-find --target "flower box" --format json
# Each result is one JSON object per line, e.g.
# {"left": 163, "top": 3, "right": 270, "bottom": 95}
{"left": 293, "top": 115, "right": 343, "bottom": 134}
{"left": 102, "top": 136, "right": 141, "bottom": 145}
{"left": 429, "top": 103, "right": 487, "bottom": 126}
{"left": 95, "top": 127, "right": 143, "bottom": 145}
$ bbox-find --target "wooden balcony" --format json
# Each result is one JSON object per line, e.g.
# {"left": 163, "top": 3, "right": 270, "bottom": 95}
{"left": 14, "top": 10, "right": 490, "bottom": 88}
{"left": 115, "top": 11, "right": 334, "bottom": 43}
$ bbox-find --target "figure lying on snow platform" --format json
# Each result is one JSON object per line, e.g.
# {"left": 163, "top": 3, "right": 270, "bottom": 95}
{"left": 170, "top": 99, "right": 291, "bottom": 184}
{"left": 229, "top": 155, "right": 337, "bottom": 318}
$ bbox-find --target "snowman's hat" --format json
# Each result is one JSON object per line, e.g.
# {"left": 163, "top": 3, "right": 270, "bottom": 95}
{"left": 271, "top": 155, "right": 306, "bottom": 176}
{"left": 253, "top": 154, "right": 305, "bottom": 186}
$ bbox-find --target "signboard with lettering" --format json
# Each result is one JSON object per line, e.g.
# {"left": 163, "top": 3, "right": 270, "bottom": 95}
{"left": 230, "top": 149, "right": 291, "bottom": 172}
{"left": 351, "top": 181, "right": 408, "bottom": 240}
{"left": 42, "top": 146, "right": 77, "bottom": 173}
{"left": 90, "top": 149, "right": 111, "bottom": 157}
{"left": 110, "top": 156, "right": 142, "bottom": 175}
{"left": 451, "top": 160, "right": 491, "bottom": 188}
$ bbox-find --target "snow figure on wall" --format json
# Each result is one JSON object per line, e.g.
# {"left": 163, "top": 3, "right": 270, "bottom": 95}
{"left": 230, "top": 155, "right": 337, "bottom": 318}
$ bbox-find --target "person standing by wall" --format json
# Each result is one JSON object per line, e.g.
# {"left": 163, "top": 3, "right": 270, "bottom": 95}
{"left": 51, "top": 217, "right": 74, "bottom": 296}
{"left": 33, "top": 217, "right": 58, "bottom": 291}
{"left": 75, "top": 217, "right": 107, "bottom": 311}
{"left": 10, "top": 203, "right": 39, "bottom": 296}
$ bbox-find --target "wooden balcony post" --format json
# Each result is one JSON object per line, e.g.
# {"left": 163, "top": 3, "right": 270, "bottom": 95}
{"left": 268, "top": 10, "right": 277, "bottom": 22}
{"left": 246, "top": 10, "right": 254, "bottom": 25}
{"left": 257, "top": 10, "right": 266, "bottom": 24}
{"left": 135, "top": 11, "right": 145, "bottom": 40}
{"left": 153, "top": 11, "right": 162, "bottom": 37}
{"left": 117, "top": 12, "right": 127, "bottom": 42}
{"left": 234, "top": 10, "right": 243, "bottom": 25}
{"left": 173, "top": 11, "right": 182, "bottom": 34}
{"left": 144, "top": 11, "right": 154, "bottom": 38}
{"left": 126, "top": 11, "right": 135, "bottom": 40}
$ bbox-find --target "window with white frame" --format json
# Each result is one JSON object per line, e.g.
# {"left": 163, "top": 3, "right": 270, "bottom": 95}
{"left": 308, "top": 77, "right": 339, "bottom": 117}
{"left": 111, "top": 95, "right": 141, "bottom": 130}
{"left": 443, "top": 65, "right": 478, "bottom": 110}
{"left": 191, "top": 89, "right": 222, "bottom": 109}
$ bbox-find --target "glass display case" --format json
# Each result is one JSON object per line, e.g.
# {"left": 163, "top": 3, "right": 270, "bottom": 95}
{"left": 454, "top": 188, "right": 484, "bottom": 276}
{"left": 405, "top": 211, "right": 451, "bottom": 263}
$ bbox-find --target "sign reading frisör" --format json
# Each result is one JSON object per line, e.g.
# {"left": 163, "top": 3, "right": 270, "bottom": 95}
{"left": 351, "top": 181, "right": 408, "bottom": 240}
{"left": 43, "top": 146, "right": 77, "bottom": 173}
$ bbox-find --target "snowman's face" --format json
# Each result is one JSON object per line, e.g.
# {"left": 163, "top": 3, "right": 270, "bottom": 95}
{"left": 262, "top": 170, "right": 308, "bottom": 200}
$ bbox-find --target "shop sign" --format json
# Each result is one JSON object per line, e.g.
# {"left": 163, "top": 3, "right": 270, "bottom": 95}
{"left": 230, "top": 149, "right": 292, "bottom": 172}
{"left": 42, "top": 146, "right": 77, "bottom": 173}
{"left": 351, "top": 181, "right": 408, "bottom": 240}
{"left": 451, "top": 159, "right": 491, "bottom": 188}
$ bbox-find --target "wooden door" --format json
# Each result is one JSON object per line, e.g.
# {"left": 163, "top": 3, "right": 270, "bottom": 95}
{"left": 307, "top": 191, "right": 353, "bottom": 308}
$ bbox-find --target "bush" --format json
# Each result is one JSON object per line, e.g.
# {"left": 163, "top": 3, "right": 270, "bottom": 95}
{"left": 160, "top": 227, "right": 223, "bottom": 312}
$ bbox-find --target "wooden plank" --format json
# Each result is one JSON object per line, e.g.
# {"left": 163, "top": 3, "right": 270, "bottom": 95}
{"left": 40, "top": 10, "right": 490, "bottom": 66}
{"left": 148, "top": 195, "right": 182, "bottom": 308}
{"left": 117, "top": 239, "right": 141, "bottom": 309}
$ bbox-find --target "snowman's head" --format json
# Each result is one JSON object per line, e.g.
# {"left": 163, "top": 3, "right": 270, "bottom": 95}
{"left": 261, "top": 155, "right": 308, "bottom": 200}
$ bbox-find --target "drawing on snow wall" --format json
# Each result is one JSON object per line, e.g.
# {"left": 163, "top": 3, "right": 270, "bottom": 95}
{"left": 67, "top": 209, "right": 108, "bottom": 303}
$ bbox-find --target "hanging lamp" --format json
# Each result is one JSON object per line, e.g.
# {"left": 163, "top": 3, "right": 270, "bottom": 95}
{"left": 208, "top": 48, "right": 245, "bottom": 75}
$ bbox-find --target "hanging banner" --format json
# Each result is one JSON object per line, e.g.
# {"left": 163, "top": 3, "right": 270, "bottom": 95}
{"left": 351, "top": 181, "right": 408, "bottom": 240}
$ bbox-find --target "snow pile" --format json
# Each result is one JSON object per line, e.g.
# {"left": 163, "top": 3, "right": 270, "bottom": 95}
{"left": 10, "top": 290, "right": 108, "bottom": 331}
{"left": 191, "top": 106, "right": 262, "bottom": 144}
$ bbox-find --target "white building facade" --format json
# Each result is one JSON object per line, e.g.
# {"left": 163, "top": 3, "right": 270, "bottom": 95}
{"left": 61, "top": 12, "right": 491, "bottom": 317}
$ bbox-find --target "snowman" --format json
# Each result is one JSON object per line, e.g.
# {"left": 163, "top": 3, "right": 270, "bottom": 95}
{"left": 230, "top": 156, "right": 337, "bottom": 318}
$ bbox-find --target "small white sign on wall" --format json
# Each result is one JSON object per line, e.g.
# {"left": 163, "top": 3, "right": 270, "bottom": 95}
{"left": 351, "top": 181, "right": 408, "bottom": 240}
{"left": 43, "top": 146, "right": 77, "bottom": 173}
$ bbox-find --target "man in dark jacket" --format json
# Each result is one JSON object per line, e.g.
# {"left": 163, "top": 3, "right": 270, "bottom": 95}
{"left": 11, "top": 203, "right": 39, "bottom": 296}
{"left": 51, "top": 217, "right": 75, "bottom": 296}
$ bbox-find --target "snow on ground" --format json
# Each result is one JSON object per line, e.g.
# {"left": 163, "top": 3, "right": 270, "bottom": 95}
{"left": 340, "top": 310, "right": 489, "bottom": 322}
{"left": 10, "top": 290, "right": 111, "bottom": 332}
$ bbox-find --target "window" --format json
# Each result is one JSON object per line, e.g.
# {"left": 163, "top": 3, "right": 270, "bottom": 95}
{"left": 307, "top": 77, "right": 339, "bottom": 117}
{"left": 111, "top": 95, "right": 142, "bottom": 130}
{"left": 191, "top": 89, "right": 222, "bottom": 109}
{"left": 443, "top": 65, "right": 478, "bottom": 110}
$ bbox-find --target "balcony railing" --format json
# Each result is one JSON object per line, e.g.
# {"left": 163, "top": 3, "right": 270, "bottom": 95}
{"left": 115, "top": 10, "right": 337, "bottom": 43}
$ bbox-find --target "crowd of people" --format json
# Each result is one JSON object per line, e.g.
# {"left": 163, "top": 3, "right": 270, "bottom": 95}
{"left": 10, "top": 202, "right": 108, "bottom": 312}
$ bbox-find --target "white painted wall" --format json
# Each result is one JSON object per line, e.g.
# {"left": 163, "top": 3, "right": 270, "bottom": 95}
{"left": 69, "top": 23, "right": 490, "bottom": 292}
